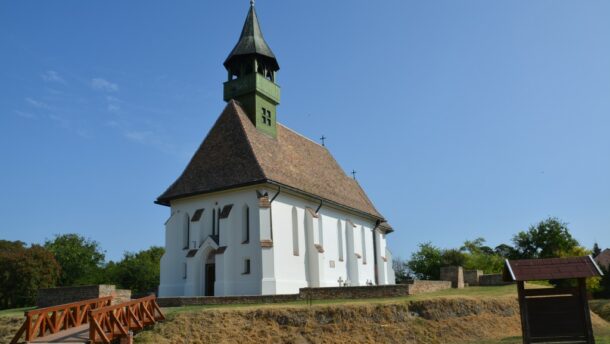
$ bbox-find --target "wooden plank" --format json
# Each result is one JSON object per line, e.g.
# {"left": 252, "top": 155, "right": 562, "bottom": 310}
{"left": 9, "top": 321, "right": 27, "bottom": 344}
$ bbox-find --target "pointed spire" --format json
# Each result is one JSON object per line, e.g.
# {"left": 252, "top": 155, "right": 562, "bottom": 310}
{"left": 224, "top": 3, "right": 279, "bottom": 71}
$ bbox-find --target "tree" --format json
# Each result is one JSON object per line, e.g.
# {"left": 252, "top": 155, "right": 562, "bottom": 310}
{"left": 407, "top": 242, "right": 442, "bottom": 280}
{"left": 494, "top": 243, "right": 518, "bottom": 259}
{"left": 0, "top": 243, "right": 60, "bottom": 309}
{"left": 44, "top": 234, "right": 105, "bottom": 286}
{"left": 106, "top": 247, "right": 164, "bottom": 295}
{"left": 592, "top": 242, "right": 602, "bottom": 258}
{"left": 460, "top": 238, "right": 504, "bottom": 273}
{"left": 441, "top": 249, "right": 467, "bottom": 267}
{"left": 392, "top": 257, "right": 412, "bottom": 284}
{"left": 512, "top": 217, "right": 579, "bottom": 259}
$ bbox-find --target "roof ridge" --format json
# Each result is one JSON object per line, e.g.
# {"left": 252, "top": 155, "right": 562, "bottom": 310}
{"left": 278, "top": 122, "right": 325, "bottom": 148}
{"left": 229, "top": 100, "right": 268, "bottom": 179}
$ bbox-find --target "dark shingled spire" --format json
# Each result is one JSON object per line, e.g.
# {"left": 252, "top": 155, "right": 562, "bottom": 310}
{"left": 224, "top": 3, "right": 279, "bottom": 71}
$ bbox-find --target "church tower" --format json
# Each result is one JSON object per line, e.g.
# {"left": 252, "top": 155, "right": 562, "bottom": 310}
{"left": 223, "top": 1, "right": 280, "bottom": 138}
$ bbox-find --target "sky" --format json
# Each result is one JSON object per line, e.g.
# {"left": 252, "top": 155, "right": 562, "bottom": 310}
{"left": 1, "top": 1, "right": 609, "bottom": 262}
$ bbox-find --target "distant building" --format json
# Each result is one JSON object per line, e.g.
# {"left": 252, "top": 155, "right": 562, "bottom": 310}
{"left": 156, "top": 3, "right": 395, "bottom": 297}
{"left": 595, "top": 249, "right": 610, "bottom": 270}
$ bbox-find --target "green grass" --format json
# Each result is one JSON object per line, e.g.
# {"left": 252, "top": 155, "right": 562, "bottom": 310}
{"left": 0, "top": 307, "right": 33, "bottom": 318}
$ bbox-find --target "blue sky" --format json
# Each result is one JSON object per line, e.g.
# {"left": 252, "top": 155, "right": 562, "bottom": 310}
{"left": 1, "top": 1, "right": 609, "bottom": 262}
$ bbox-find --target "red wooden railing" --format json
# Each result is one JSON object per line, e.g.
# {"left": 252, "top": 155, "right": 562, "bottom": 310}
{"left": 11, "top": 296, "right": 113, "bottom": 344}
{"left": 88, "top": 295, "right": 165, "bottom": 344}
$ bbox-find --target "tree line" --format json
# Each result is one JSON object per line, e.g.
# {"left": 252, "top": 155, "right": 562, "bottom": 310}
{"left": 0, "top": 234, "right": 163, "bottom": 309}
{"left": 393, "top": 217, "right": 610, "bottom": 296}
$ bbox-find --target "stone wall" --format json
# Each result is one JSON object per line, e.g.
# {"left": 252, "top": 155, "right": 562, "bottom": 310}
{"left": 157, "top": 294, "right": 300, "bottom": 307}
{"left": 440, "top": 266, "right": 464, "bottom": 288}
{"left": 406, "top": 280, "right": 452, "bottom": 295}
{"left": 158, "top": 281, "right": 452, "bottom": 307}
{"left": 464, "top": 270, "right": 483, "bottom": 286}
{"left": 37, "top": 285, "right": 131, "bottom": 308}
{"left": 479, "top": 274, "right": 513, "bottom": 286}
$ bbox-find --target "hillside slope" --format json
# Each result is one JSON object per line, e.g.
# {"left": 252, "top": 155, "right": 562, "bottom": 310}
{"left": 135, "top": 297, "right": 609, "bottom": 344}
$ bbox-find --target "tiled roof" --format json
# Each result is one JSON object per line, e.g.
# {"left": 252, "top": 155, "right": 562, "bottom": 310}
{"left": 504, "top": 256, "right": 603, "bottom": 281}
{"left": 156, "top": 100, "right": 384, "bottom": 220}
{"left": 595, "top": 249, "right": 610, "bottom": 269}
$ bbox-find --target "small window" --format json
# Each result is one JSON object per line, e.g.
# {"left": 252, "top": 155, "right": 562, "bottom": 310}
{"left": 219, "top": 204, "right": 233, "bottom": 219}
{"left": 243, "top": 259, "right": 251, "bottom": 275}
{"left": 191, "top": 208, "right": 204, "bottom": 222}
{"left": 261, "top": 108, "right": 272, "bottom": 126}
{"left": 182, "top": 263, "right": 187, "bottom": 279}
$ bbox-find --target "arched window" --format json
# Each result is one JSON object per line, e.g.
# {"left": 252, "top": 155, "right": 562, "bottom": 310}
{"left": 212, "top": 209, "right": 216, "bottom": 236}
{"left": 242, "top": 205, "right": 250, "bottom": 244}
{"left": 361, "top": 226, "right": 367, "bottom": 264}
{"left": 337, "top": 220, "right": 344, "bottom": 261}
{"left": 183, "top": 213, "right": 190, "bottom": 249}
{"left": 292, "top": 207, "right": 299, "bottom": 256}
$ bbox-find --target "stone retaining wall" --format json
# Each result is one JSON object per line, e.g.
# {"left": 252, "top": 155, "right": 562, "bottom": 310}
{"left": 479, "top": 274, "right": 513, "bottom": 286}
{"left": 440, "top": 266, "right": 464, "bottom": 288}
{"left": 464, "top": 270, "right": 483, "bottom": 286}
{"left": 158, "top": 281, "right": 452, "bottom": 307}
{"left": 37, "top": 285, "right": 132, "bottom": 307}
{"left": 157, "top": 294, "right": 299, "bottom": 307}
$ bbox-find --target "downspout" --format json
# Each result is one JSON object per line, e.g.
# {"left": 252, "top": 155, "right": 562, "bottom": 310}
{"left": 315, "top": 200, "right": 323, "bottom": 214}
{"left": 268, "top": 186, "right": 281, "bottom": 240}
{"left": 372, "top": 220, "right": 381, "bottom": 285}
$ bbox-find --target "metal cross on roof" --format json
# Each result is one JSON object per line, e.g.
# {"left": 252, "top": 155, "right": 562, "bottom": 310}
{"left": 320, "top": 135, "right": 326, "bottom": 146}
{"left": 351, "top": 170, "right": 357, "bottom": 180}
{"left": 250, "top": 0, "right": 255, "bottom": 6}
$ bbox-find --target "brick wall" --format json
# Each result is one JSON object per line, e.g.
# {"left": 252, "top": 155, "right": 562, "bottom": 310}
{"left": 36, "top": 285, "right": 132, "bottom": 307}
{"left": 158, "top": 281, "right": 451, "bottom": 307}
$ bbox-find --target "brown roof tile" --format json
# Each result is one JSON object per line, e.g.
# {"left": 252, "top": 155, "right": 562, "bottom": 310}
{"left": 595, "top": 249, "right": 610, "bottom": 269}
{"left": 157, "top": 100, "right": 384, "bottom": 220}
{"left": 504, "top": 256, "right": 603, "bottom": 281}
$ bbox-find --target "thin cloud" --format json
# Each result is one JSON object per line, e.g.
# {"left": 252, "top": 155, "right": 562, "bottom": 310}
{"left": 25, "top": 97, "right": 50, "bottom": 109}
{"left": 41, "top": 70, "right": 66, "bottom": 84}
{"left": 91, "top": 78, "right": 119, "bottom": 92}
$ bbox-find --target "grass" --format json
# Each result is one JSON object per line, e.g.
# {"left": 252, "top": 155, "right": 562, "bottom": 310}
{"left": 0, "top": 307, "right": 33, "bottom": 318}
{"left": 163, "top": 284, "right": 521, "bottom": 316}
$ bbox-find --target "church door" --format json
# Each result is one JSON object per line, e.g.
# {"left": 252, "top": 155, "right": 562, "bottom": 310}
{"left": 205, "top": 264, "right": 215, "bottom": 296}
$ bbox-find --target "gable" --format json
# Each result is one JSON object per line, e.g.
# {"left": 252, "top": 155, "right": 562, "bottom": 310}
{"left": 157, "top": 101, "right": 384, "bottom": 220}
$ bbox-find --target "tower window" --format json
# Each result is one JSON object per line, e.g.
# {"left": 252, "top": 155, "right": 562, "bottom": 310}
{"left": 261, "top": 108, "right": 272, "bottom": 126}
{"left": 242, "top": 205, "right": 250, "bottom": 244}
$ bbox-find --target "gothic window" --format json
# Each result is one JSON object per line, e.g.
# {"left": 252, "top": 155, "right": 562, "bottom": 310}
{"left": 337, "top": 220, "right": 344, "bottom": 261}
{"left": 212, "top": 209, "right": 216, "bottom": 236}
{"left": 183, "top": 213, "right": 190, "bottom": 250}
{"left": 242, "top": 205, "right": 250, "bottom": 244}
{"left": 361, "top": 226, "right": 367, "bottom": 264}
{"left": 292, "top": 207, "right": 299, "bottom": 256}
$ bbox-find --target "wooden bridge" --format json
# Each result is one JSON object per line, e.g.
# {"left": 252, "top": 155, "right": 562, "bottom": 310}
{"left": 11, "top": 295, "right": 164, "bottom": 344}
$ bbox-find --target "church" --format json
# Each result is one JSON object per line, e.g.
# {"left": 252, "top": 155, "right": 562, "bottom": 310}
{"left": 156, "top": 3, "right": 396, "bottom": 297}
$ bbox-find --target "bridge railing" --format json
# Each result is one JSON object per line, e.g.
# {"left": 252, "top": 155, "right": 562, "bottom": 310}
{"left": 88, "top": 294, "right": 165, "bottom": 344}
{"left": 10, "top": 296, "right": 114, "bottom": 344}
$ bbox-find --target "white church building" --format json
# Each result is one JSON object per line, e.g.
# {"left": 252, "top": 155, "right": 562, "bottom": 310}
{"left": 157, "top": 3, "right": 396, "bottom": 297}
